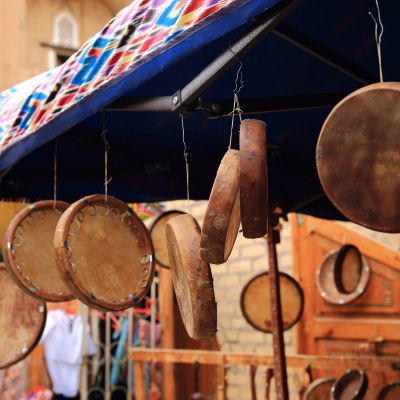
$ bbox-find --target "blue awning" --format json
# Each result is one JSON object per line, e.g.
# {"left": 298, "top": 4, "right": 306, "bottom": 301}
{"left": 0, "top": 0, "right": 398, "bottom": 221}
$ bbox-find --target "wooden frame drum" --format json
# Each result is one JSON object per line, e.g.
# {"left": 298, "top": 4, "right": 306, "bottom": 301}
{"left": 149, "top": 210, "right": 185, "bottom": 269}
{"left": 0, "top": 263, "right": 46, "bottom": 369}
{"left": 317, "top": 82, "right": 400, "bottom": 233}
{"left": 3, "top": 200, "right": 74, "bottom": 302}
{"left": 331, "top": 369, "right": 368, "bottom": 400}
{"left": 303, "top": 377, "right": 336, "bottom": 400}
{"left": 316, "top": 248, "right": 370, "bottom": 305}
{"left": 54, "top": 194, "right": 155, "bottom": 311}
{"left": 377, "top": 382, "right": 400, "bottom": 400}
{"left": 240, "top": 271, "right": 304, "bottom": 333}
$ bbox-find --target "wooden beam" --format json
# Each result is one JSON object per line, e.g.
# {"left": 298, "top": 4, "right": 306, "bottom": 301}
{"left": 129, "top": 349, "right": 400, "bottom": 373}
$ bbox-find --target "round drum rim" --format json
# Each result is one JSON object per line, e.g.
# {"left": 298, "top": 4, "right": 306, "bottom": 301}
{"left": 377, "top": 382, "right": 400, "bottom": 400}
{"left": 148, "top": 210, "right": 185, "bottom": 269}
{"left": 316, "top": 249, "right": 370, "bottom": 305}
{"left": 240, "top": 270, "right": 304, "bottom": 333}
{"left": 3, "top": 200, "right": 74, "bottom": 302}
{"left": 54, "top": 194, "right": 155, "bottom": 312}
{"left": 316, "top": 82, "right": 400, "bottom": 233}
{"left": 303, "top": 377, "right": 336, "bottom": 400}
{"left": 331, "top": 369, "right": 368, "bottom": 400}
{"left": 0, "top": 263, "right": 47, "bottom": 370}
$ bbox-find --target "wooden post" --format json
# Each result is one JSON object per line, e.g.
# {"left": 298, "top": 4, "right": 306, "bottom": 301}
{"left": 134, "top": 360, "right": 146, "bottom": 400}
{"left": 158, "top": 266, "right": 176, "bottom": 399}
{"left": 216, "top": 356, "right": 226, "bottom": 400}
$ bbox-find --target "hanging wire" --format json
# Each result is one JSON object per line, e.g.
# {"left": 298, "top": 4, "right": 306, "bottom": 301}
{"left": 228, "top": 45, "right": 244, "bottom": 149}
{"left": 180, "top": 114, "right": 190, "bottom": 215}
{"left": 101, "top": 111, "right": 112, "bottom": 203}
{"left": 369, "top": 0, "right": 384, "bottom": 82}
{"left": 53, "top": 140, "right": 60, "bottom": 214}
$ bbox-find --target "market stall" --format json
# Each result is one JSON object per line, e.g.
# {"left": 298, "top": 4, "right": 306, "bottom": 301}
{"left": 1, "top": 0, "right": 400, "bottom": 398}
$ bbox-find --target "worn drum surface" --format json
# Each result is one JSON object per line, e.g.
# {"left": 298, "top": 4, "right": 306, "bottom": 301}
{"left": 331, "top": 369, "right": 368, "bottom": 400}
{"left": 0, "top": 263, "right": 46, "bottom": 369}
{"left": 377, "top": 382, "right": 400, "bottom": 400}
{"left": 334, "top": 244, "right": 362, "bottom": 294}
{"left": 149, "top": 210, "right": 185, "bottom": 269}
{"left": 200, "top": 149, "right": 241, "bottom": 265}
{"left": 240, "top": 271, "right": 304, "bottom": 333}
{"left": 166, "top": 214, "right": 217, "bottom": 340}
{"left": 303, "top": 377, "right": 336, "bottom": 400}
{"left": 316, "top": 248, "right": 370, "bottom": 305}
{"left": 240, "top": 119, "right": 268, "bottom": 239}
{"left": 3, "top": 201, "right": 73, "bottom": 302}
{"left": 54, "top": 194, "right": 155, "bottom": 312}
{"left": 317, "top": 82, "right": 400, "bottom": 233}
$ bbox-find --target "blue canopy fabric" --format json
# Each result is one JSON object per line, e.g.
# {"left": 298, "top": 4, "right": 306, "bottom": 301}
{"left": 0, "top": 0, "right": 398, "bottom": 221}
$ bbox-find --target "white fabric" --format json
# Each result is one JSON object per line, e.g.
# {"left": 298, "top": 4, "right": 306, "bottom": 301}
{"left": 40, "top": 310, "right": 96, "bottom": 397}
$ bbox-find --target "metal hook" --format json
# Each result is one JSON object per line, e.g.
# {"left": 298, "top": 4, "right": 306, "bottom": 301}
{"left": 369, "top": 0, "right": 384, "bottom": 44}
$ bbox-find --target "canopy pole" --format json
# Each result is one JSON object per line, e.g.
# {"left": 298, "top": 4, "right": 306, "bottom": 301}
{"left": 172, "top": 0, "right": 307, "bottom": 113}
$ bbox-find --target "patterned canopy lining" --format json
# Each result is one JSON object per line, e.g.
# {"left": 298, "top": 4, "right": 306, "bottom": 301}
{"left": 0, "top": 0, "right": 241, "bottom": 152}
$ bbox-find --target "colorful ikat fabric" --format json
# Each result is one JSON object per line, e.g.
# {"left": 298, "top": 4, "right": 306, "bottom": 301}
{"left": 0, "top": 0, "right": 236, "bottom": 153}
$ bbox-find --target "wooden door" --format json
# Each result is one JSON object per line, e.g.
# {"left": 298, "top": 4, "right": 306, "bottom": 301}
{"left": 292, "top": 215, "right": 400, "bottom": 399}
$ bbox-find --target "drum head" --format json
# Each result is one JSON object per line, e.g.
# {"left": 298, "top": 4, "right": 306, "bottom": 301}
{"left": 317, "top": 82, "right": 400, "bottom": 233}
{"left": 240, "top": 271, "right": 304, "bottom": 332}
{"left": 331, "top": 370, "right": 368, "bottom": 400}
{"left": 316, "top": 249, "right": 370, "bottom": 305}
{"left": 54, "top": 194, "right": 155, "bottom": 312}
{"left": 0, "top": 263, "right": 46, "bottom": 369}
{"left": 166, "top": 214, "right": 217, "bottom": 340}
{"left": 377, "top": 382, "right": 400, "bottom": 400}
{"left": 334, "top": 245, "right": 362, "bottom": 294}
{"left": 240, "top": 119, "right": 268, "bottom": 239}
{"left": 303, "top": 377, "right": 335, "bottom": 400}
{"left": 200, "top": 149, "right": 241, "bottom": 265}
{"left": 149, "top": 210, "right": 185, "bottom": 268}
{"left": 3, "top": 201, "right": 74, "bottom": 302}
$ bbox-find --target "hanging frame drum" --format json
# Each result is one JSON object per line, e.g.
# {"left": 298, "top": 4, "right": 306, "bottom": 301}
{"left": 54, "top": 194, "right": 155, "bottom": 312}
{"left": 3, "top": 201, "right": 74, "bottom": 302}
{"left": 317, "top": 82, "right": 400, "bottom": 233}
{"left": 240, "top": 270, "right": 304, "bottom": 333}
{"left": 149, "top": 210, "right": 185, "bottom": 269}
{"left": 0, "top": 263, "right": 46, "bottom": 369}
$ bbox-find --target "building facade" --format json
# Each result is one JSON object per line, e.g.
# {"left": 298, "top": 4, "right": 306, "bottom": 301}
{"left": 0, "top": 0, "right": 133, "bottom": 92}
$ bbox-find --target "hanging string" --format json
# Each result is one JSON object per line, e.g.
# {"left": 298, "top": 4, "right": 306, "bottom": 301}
{"left": 180, "top": 114, "right": 190, "bottom": 215}
{"left": 53, "top": 140, "right": 59, "bottom": 213}
{"left": 101, "top": 111, "right": 112, "bottom": 203}
{"left": 228, "top": 46, "right": 244, "bottom": 149}
{"left": 369, "top": 0, "right": 384, "bottom": 82}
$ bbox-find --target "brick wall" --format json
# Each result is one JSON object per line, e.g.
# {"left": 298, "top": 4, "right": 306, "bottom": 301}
{"left": 165, "top": 199, "right": 298, "bottom": 400}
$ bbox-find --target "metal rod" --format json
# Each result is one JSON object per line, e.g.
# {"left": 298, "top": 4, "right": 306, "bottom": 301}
{"left": 272, "top": 22, "right": 379, "bottom": 85}
{"left": 104, "top": 96, "right": 172, "bottom": 112}
{"left": 178, "top": 0, "right": 306, "bottom": 108}
{"left": 127, "top": 308, "right": 134, "bottom": 400}
{"left": 106, "top": 313, "right": 111, "bottom": 400}
{"left": 205, "top": 91, "right": 351, "bottom": 118}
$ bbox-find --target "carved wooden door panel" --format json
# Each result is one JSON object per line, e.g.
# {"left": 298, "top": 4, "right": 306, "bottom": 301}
{"left": 292, "top": 216, "right": 400, "bottom": 399}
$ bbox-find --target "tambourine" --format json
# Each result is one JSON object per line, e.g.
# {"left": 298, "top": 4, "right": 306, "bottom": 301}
{"left": 54, "top": 194, "right": 155, "bottom": 312}
{"left": 317, "top": 82, "right": 400, "bottom": 233}
{"left": 240, "top": 271, "right": 304, "bottom": 332}
{"left": 166, "top": 214, "right": 217, "bottom": 340}
{"left": 303, "top": 377, "right": 335, "bottom": 400}
{"left": 0, "top": 263, "right": 46, "bottom": 369}
{"left": 334, "top": 244, "right": 362, "bottom": 294}
{"left": 316, "top": 247, "right": 370, "bottom": 305}
{"left": 331, "top": 369, "right": 368, "bottom": 400}
{"left": 149, "top": 210, "right": 185, "bottom": 268}
{"left": 377, "top": 382, "right": 400, "bottom": 400}
{"left": 3, "top": 201, "right": 74, "bottom": 302}
{"left": 240, "top": 119, "right": 268, "bottom": 239}
{"left": 200, "top": 149, "right": 241, "bottom": 265}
